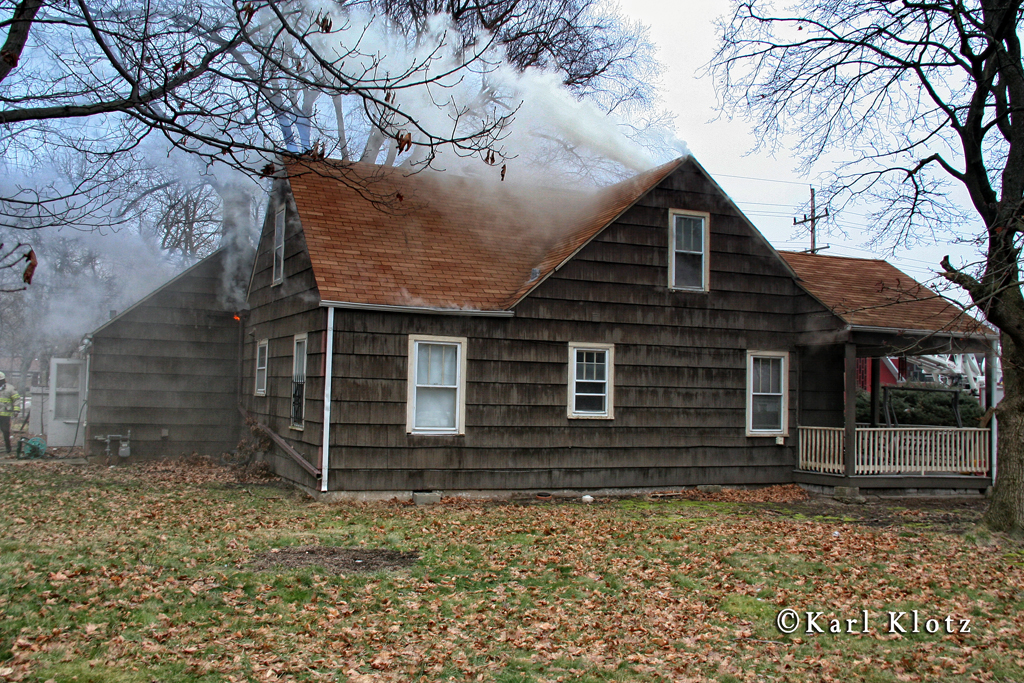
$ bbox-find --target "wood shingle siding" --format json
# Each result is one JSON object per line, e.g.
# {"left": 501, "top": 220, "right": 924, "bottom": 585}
{"left": 240, "top": 182, "right": 325, "bottom": 485}
{"left": 86, "top": 251, "right": 243, "bottom": 459}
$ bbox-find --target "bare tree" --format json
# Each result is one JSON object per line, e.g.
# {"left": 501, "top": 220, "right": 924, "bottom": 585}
{"left": 713, "top": 0, "right": 1024, "bottom": 532}
{"left": 1, "top": 0, "right": 514, "bottom": 229}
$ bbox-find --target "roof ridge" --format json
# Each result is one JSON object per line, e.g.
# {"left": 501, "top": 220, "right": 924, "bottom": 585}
{"left": 778, "top": 249, "right": 887, "bottom": 263}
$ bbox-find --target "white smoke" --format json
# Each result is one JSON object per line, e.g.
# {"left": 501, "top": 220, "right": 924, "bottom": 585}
{"left": 297, "top": 5, "right": 686, "bottom": 177}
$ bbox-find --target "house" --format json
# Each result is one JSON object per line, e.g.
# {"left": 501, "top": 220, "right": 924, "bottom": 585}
{"left": 80, "top": 154, "right": 996, "bottom": 496}
{"left": 83, "top": 250, "right": 245, "bottom": 459}
{"left": 236, "top": 154, "right": 993, "bottom": 497}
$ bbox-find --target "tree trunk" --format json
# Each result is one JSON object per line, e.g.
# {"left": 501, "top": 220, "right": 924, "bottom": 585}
{"left": 17, "top": 354, "right": 33, "bottom": 395}
{"left": 360, "top": 128, "right": 385, "bottom": 163}
{"left": 983, "top": 332, "right": 1024, "bottom": 533}
{"left": 331, "top": 94, "right": 349, "bottom": 160}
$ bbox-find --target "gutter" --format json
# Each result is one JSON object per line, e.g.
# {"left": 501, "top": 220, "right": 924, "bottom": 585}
{"left": 319, "top": 299, "right": 514, "bottom": 317}
{"left": 848, "top": 324, "right": 998, "bottom": 340}
{"left": 320, "top": 307, "right": 335, "bottom": 492}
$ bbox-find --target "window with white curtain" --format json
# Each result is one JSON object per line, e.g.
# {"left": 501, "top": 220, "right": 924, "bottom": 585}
{"left": 407, "top": 335, "right": 467, "bottom": 434}
{"left": 746, "top": 351, "right": 788, "bottom": 435}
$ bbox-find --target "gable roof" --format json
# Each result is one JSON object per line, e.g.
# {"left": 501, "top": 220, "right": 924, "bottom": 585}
{"left": 87, "top": 249, "right": 233, "bottom": 339}
{"left": 780, "top": 251, "right": 994, "bottom": 337}
{"left": 286, "top": 158, "right": 683, "bottom": 311}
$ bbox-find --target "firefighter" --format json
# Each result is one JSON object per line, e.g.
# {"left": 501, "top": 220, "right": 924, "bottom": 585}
{"left": 0, "top": 372, "right": 20, "bottom": 454}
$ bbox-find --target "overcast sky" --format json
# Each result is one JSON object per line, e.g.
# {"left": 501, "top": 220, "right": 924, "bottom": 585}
{"left": 616, "top": 0, "right": 982, "bottom": 289}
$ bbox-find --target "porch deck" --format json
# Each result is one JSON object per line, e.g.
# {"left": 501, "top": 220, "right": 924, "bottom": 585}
{"left": 796, "top": 425, "right": 993, "bottom": 490}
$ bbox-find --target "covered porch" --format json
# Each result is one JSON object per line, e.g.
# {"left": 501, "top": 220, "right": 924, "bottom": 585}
{"left": 781, "top": 251, "right": 999, "bottom": 492}
{"left": 794, "top": 329, "right": 997, "bottom": 491}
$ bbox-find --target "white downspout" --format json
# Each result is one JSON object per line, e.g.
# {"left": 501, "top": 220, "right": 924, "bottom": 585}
{"left": 320, "top": 306, "right": 335, "bottom": 492}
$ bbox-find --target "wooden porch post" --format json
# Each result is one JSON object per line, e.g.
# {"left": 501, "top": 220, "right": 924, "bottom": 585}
{"left": 844, "top": 343, "right": 857, "bottom": 478}
{"left": 986, "top": 341, "right": 998, "bottom": 480}
{"left": 985, "top": 343, "right": 997, "bottom": 411}
{"left": 870, "top": 357, "right": 881, "bottom": 427}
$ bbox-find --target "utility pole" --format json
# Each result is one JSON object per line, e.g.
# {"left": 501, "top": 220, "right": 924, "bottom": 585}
{"left": 794, "top": 186, "right": 829, "bottom": 253}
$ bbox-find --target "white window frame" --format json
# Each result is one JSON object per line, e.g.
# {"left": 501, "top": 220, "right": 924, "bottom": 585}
{"left": 668, "top": 209, "right": 710, "bottom": 292}
{"left": 746, "top": 350, "right": 789, "bottom": 436}
{"left": 290, "top": 333, "right": 307, "bottom": 429}
{"left": 254, "top": 339, "right": 268, "bottom": 396}
{"left": 406, "top": 335, "right": 468, "bottom": 435}
{"left": 272, "top": 206, "right": 285, "bottom": 285}
{"left": 568, "top": 342, "right": 614, "bottom": 419}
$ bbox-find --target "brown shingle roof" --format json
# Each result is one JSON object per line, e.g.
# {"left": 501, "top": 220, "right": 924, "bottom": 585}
{"left": 780, "top": 251, "right": 993, "bottom": 336}
{"left": 287, "top": 158, "right": 682, "bottom": 310}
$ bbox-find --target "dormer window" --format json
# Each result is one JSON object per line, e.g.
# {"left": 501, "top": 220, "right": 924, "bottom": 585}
{"left": 669, "top": 210, "right": 709, "bottom": 291}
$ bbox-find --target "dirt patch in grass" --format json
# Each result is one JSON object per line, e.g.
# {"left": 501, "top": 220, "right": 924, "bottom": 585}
{"left": 650, "top": 483, "right": 811, "bottom": 503}
{"left": 766, "top": 495, "right": 989, "bottom": 533}
{"left": 250, "top": 546, "right": 419, "bottom": 574}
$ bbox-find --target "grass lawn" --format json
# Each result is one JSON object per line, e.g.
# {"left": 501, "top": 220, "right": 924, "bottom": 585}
{"left": 0, "top": 459, "right": 1022, "bottom": 683}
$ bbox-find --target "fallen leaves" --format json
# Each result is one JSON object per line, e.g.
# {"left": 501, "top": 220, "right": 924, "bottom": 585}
{"left": 0, "top": 462, "right": 1021, "bottom": 682}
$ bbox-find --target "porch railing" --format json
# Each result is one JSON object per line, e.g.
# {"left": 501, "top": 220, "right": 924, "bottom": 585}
{"left": 798, "top": 426, "right": 991, "bottom": 476}
{"left": 798, "top": 426, "right": 845, "bottom": 474}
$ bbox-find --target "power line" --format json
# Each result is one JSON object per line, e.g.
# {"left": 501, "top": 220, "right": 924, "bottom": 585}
{"left": 709, "top": 172, "right": 809, "bottom": 186}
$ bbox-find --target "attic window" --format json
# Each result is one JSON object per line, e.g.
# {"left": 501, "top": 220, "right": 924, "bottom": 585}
{"left": 669, "top": 210, "right": 709, "bottom": 291}
{"left": 273, "top": 206, "right": 285, "bottom": 285}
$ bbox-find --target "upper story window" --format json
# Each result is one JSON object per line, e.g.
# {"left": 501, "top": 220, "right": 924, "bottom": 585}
{"left": 273, "top": 206, "right": 285, "bottom": 285}
{"left": 407, "top": 335, "right": 467, "bottom": 435}
{"left": 669, "top": 210, "right": 709, "bottom": 291}
{"left": 568, "top": 342, "right": 614, "bottom": 419}
{"left": 746, "top": 351, "right": 788, "bottom": 436}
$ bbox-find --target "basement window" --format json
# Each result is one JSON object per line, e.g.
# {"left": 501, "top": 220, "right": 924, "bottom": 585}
{"left": 669, "top": 210, "right": 709, "bottom": 291}
{"left": 746, "top": 351, "right": 788, "bottom": 436}
{"left": 568, "top": 343, "right": 614, "bottom": 419}
{"left": 254, "top": 339, "right": 268, "bottom": 396}
{"left": 273, "top": 206, "right": 285, "bottom": 285}
{"left": 291, "top": 334, "right": 307, "bottom": 429}
{"left": 407, "top": 335, "right": 467, "bottom": 435}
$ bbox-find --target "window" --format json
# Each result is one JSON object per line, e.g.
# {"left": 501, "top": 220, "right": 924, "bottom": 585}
{"left": 568, "top": 343, "right": 614, "bottom": 419}
{"left": 254, "top": 339, "right": 268, "bottom": 396}
{"left": 747, "top": 351, "right": 788, "bottom": 436}
{"left": 669, "top": 210, "right": 709, "bottom": 291}
{"left": 407, "top": 335, "right": 467, "bottom": 434}
{"left": 291, "top": 334, "right": 307, "bottom": 428}
{"left": 273, "top": 206, "right": 285, "bottom": 285}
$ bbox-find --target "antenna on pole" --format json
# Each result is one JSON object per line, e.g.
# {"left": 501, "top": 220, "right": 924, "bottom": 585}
{"left": 794, "top": 186, "right": 829, "bottom": 253}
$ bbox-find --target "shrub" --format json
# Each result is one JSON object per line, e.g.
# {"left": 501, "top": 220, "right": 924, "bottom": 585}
{"left": 856, "top": 385, "right": 984, "bottom": 427}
